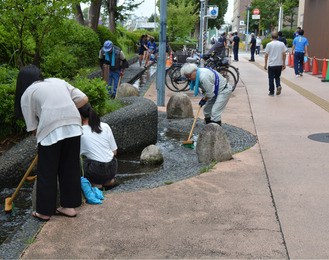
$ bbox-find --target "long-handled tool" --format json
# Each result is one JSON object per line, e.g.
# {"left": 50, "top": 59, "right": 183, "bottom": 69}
{"left": 115, "top": 74, "right": 123, "bottom": 99}
{"left": 182, "top": 105, "right": 202, "bottom": 148}
{"left": 5, "top": 155, "right": 38, "bottom": 213}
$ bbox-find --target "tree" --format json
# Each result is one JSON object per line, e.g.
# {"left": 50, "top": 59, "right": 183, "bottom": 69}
{"left": 166, "top": 0, "right": 199, "bottom": 41}
{"left": 0, "top": 0, "right": 79, "bottom": 68}
{"left": 248, "top": 0, "right": 280, "bottom": 33}
{"left": 282, "top": 0, "right": 299, "bottom": 29}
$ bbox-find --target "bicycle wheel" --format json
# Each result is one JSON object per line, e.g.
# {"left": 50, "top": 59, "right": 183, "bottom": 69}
{"left": 219, "top": 68, "right": 237, "bottom": 91}
{"left": 170, "top": 66, "right": 190, "bottom": 92}
{"left": 228, "top": 64, "right": 240, "bottom": 84}
{"left": 165, "top": 65, "right": 183, "bottom": 92}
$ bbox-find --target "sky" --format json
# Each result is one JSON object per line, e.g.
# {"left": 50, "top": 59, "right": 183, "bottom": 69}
{"left": 121, "top": 0, "right": 234, "bottom": 23}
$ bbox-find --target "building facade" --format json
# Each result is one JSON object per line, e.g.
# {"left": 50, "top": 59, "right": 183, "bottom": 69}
{"left": 232, "top": 0, "right": 252, "bottom": 34}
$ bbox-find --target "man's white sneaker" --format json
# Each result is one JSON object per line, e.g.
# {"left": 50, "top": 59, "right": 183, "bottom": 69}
{"left": 296, "top": 74, "right": 300, "bottom": 77}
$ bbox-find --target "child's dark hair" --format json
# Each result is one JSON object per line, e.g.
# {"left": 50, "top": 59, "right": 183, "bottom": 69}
{"left": 78, "top": 103, "right": 102, "bottom": 133}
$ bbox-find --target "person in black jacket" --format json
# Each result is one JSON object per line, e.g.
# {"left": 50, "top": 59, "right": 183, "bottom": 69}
{"left": 99, "top": 40, "right": 129, "bottom": 98}
{"left": 249, "top": 33, "right": 256, "bottom": 62}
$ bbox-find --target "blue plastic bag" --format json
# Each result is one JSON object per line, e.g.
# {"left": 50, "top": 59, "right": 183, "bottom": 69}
{"left": 304, "top": 56, "right": 308, "bottom": 63}
{"left": 81, "top": 177, "right": 103, "bottom": 204}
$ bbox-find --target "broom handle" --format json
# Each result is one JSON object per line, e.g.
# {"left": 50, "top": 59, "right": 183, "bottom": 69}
{"left": 9, "top": 155, "right": 38, "bottom": 203}
{"left": 115, "top": 74, "right": 123, "bottom": 99}
{"left": 187, "top": 105, "right": 201, "bottom": 141}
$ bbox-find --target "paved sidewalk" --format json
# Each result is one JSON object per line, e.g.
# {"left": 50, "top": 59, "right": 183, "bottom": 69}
{"left": 20, "top": 53, "right": 329, "bottom": 259}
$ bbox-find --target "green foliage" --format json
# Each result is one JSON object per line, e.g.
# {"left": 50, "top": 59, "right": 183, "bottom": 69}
{"left": 286, "top": 38, "right": 293, "bottom": 48}
{"left": 261, "top": 38, "right": 271, "bottom": 49}
{"left": 0, "top": 0, "right": 79, "bottom": 67}
{"left": 97, "top": 25, "right": 122, "bottom": 49}
{"left": 0, "top": 66, "right": 26, "bottom": 138}
{"left": 166, "top": 0, "right": 199, "bottom": 41}
{"left": 72, "top": 77, "right": 108, "bottom": 115}
{"left": 281, "top": 28, "right": 296, "bottom": 39}
{"left": 40, "top": 19, "right": 100, "bottom": 78}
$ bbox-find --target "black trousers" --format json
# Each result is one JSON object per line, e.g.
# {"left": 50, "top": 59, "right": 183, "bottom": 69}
{"left": 233, "top": 47, "right": 239, "bottom": 61}
{"left": 37, "top": 136, "right": 82, "bottom": 216}
{"left": 268, "top": 66, "right": 282, "bottom": 94}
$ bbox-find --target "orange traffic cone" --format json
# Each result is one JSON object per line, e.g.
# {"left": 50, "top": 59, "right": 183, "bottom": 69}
{"left": 304, "top": 57, "right": 311, "bottom": 72}
{"left": 322, "top": 58, "right": 328, "bottom": 78}
{"left": 312, "top": 57, "right": 319, "bottom": 75}
{"left": 291, "top": 54, "right": 294, "bottom": 67}
{"left": 288, "top": 53, "right": 292, "bottom": 66}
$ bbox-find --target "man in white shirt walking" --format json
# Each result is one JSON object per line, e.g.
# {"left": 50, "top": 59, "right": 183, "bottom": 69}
{"left": 264, "top": 31, "right": 287, "bottom": 96}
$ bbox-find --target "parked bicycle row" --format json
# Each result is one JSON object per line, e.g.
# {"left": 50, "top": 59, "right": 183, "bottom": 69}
{"left": 165, "top": 48, "right": 240, "bottom": 93}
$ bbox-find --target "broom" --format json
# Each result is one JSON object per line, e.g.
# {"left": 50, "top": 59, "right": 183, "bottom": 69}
{"left": 114, "top": 74, "right": 123, "bottom": 99}
{"left": 182, "top": 105, "right": 201, "bottom": 148}
{"left": 5, "top": 155, "right": 38, "bottom": 213}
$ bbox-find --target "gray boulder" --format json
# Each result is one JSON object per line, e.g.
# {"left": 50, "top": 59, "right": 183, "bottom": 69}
{"left": 196, "top": 123, "right": 232, "bottom": 164}
{"left": 140, "top": 145, "right": 164, "bottom": 165}
{"left": 116, "top": 83, "right": 140, "bottom": 98}
{"left": 166, "top": 93, "right": 194, "bottom": 119}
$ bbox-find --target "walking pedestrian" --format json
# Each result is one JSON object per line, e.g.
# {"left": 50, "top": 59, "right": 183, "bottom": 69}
{"left": 278, "top": 31, "right": 287, "bottom": 47}
{"left": 137, "top": 35, "right": 147, "bottom": 67}
{"left": 291, "top": 29, "right": 309, "bottom": 77}
{"left": 264, "top": 32, "right": 287, "bottom": 96}
{"left": 249, "top": 33, "right": 256, "bottom": 61}
{"left": 14, "top": 65, "right": 88, "bottom": 221}
{"left": 232, "top": 32, "right": 240, "bottom": 61}
{"left": 256, "top": 36, "right": 262, "bottom": 55}
{"left": 99, "top": 40, "right": 129, "bottom": 98}
{"left": 180, "top": 63, "right": 233, "bottom": 126}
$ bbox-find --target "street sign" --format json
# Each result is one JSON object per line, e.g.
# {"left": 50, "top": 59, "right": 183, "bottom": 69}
{"left": 253, "top": 8, "right": 260, "bottom": 15}
{"left": 207, "top": 6, "right": 218, "bottom": 19}
{"left": 252, "top": 14, "right": 260, "bottom": 19}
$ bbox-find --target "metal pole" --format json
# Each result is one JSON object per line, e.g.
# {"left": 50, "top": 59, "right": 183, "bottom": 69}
{"left": 199, "top": 0, "right": 205, "bottom": 53}
{"left": 156, "top": 0, "right": 167, "bottom": 106}
{"left": 154, "top": 0, "right": 157, "bottom": 31}
{"left": 246, "top": 8, "right": 250, "bottom": 52}
{"left": 278, "top": 5, "right": 283, "bottom": 31}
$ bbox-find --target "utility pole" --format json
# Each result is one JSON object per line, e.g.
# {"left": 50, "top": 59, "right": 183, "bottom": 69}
{"left": 154, "top": 0, "right": 157, "bottom": 31}
{"left": 246, "top": 5, "right": 251, "bottom": 52}
{"left": 156, "top": 0, "right": 167, "bottom": 106}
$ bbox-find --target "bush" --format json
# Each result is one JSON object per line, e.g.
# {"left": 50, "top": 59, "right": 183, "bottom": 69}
{"left": 281, "top": 28, "right": 296, "bottom": 39}
{"left": 261, "top": 38, "right": 271, "bottom": 49}
{"left": 286, "top": 39, "right": 293, "bottom": 48}
{"left": 41, "top": 19, "right": 100, "bottom": 78}
{"left": 72, "top": 76, "right": 108, "bottom": 115}
{"left": 97, "top": 25, "right": 121, "bottom": 49}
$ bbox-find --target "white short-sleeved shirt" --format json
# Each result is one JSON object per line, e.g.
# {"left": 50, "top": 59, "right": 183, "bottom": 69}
{"left": 265, "top": 40, "right": 287, "bottom": 67}
{"left": 80, "top": 122, "right": 117, "bottom": 163}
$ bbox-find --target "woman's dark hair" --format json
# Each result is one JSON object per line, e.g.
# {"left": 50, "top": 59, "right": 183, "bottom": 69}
{"left": 150, "top": 38, "right": 155, "bottom": 43}
{"left": 14, "top": 65, "right": 44, "bottom": 118}
{"left": 78, "top": 103, "right": 102, "bottom": 134}
{"left": 140, "top": 35, "right": 145, "bottom": 41}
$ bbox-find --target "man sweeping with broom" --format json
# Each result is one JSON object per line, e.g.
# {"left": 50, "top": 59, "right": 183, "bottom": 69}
{"left": 180, "top": 63, "right": 233, "bottom": 126}
{"left": 99, "top": 40, "right": 129, "bottom": 98}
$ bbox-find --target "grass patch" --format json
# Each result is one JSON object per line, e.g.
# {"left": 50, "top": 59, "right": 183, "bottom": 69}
{"left": 101, "top": 99, "right": 127, "bottom": 116}
{"left": 164, "top": 181, "right": 174, "bottom": 185}
{"left": 200, "top": 161, "right": 218, "bottom": 173}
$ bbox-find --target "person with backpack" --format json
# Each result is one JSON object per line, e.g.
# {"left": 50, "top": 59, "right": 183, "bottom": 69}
{"left": 232, "top": 32, "right": 240, "bottom": 61}
{"left": 99, "top": 40, "right": 129, "bottom": 98}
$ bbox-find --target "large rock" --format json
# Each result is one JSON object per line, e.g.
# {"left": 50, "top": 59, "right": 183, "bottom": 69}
{"left": 196, "top": 123, "right": 232, "bottom": 164}
{"left": 167, "top": 93, "right": 194, "bottom": 119}
{"left": 116, "top": 83, "right": 140, "bottom": 98}
{"left": 140, "top": 145, "right": 164, "bottom": 165}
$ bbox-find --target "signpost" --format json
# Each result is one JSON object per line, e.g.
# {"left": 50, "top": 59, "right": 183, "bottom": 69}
{"left": 252, "top": 8, "right": 261, "bottom": 35}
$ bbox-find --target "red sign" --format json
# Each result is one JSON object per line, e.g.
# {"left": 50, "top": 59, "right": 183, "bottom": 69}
{"left": 253, "top": 8, "right": 260, "bottom": 15}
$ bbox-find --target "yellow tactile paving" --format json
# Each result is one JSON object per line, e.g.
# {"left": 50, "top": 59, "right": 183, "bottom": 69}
{"left": 247, "top": 58, "right": 329, "bottom": 113}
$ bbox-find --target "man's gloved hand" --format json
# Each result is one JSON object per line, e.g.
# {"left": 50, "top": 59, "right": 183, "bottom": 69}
{"left": 199, "top": 99, "right": 206, "bottom": 107}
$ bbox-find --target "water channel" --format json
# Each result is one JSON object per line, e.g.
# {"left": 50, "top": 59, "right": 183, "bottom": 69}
{"left": 0, "top": 62, "right": 257, "bottom": 252}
